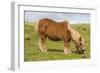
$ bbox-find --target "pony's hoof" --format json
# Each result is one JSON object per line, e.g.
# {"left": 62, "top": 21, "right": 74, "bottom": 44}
{"left": 64, "top": 52, "right": 68, "bottom": 54}
{"left": 64, "top": 51, "right": 69, "bottom": 54}
{"left": 44, "top": 49, "right": 48, "bottom": 52}
{"left": 68, "top": 51, "right": 72, "bottom": 54}
{"left": 64, "top": 50, "right": 71, "bottom": 54}
{"left": 41, "top": 49, "right": 48, "bottom": 52}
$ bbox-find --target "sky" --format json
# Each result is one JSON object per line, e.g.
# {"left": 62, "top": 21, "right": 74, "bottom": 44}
{"left": 24, "top": 11, "right": 90, "bottom": 24}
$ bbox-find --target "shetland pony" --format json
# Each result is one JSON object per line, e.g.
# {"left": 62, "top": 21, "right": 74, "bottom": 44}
{"left": 36, "top": 18, "right": 85, "bottom": 54}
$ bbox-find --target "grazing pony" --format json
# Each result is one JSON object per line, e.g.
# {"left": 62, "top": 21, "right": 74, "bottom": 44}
{"left": 36, "top": 18, "right": 85, "bottom": 54}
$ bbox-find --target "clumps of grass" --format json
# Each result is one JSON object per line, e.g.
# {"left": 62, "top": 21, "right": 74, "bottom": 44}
{"left": 82, "top": 27, "right": 86, "bottom": 31}
{"left": 24, "top": 35, "right": 31, "bottom": 40}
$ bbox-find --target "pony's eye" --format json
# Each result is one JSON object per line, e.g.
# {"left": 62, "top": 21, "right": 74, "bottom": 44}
{"left": 80, "top": 43, "right": 82, "bottom": 46}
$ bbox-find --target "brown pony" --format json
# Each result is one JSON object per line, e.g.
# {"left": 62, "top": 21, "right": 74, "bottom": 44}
{"left": 36, "top": 18, "right": 85, "bottom": 54}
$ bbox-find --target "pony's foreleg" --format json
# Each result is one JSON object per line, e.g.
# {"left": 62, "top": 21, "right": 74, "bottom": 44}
{"left": 38, "top": 36, "right": 47, "bottom": 52}
{"left": 64, "top": 41, "right": 71, "bottom": 54}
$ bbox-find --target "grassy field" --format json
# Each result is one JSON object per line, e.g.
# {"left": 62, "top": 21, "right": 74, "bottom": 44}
{"left": 24, "top": 22, "right": 90, "bottom": 62}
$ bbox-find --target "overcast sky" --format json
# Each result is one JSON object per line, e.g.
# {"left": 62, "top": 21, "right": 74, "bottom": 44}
{"left": 24, "top": 11, "right": 90, "bottom": 24}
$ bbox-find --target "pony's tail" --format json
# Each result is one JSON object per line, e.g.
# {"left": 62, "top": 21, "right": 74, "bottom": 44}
{"left": 34, "top": 22, "right": 39, "bottom": 35}
{"left": 34, "top": 22, "right": 42, "bottom": 51}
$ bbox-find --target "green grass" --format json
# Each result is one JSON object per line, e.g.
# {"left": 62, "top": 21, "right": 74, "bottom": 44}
{"left": 24, "top": 23, "right": 90, "bottom": 62}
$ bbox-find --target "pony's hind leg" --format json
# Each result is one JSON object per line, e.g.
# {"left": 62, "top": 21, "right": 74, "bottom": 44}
{"left": 42, "top": 38, "right": 48, "bottom": 52}
{"left": 38, "top": 35, "right": 47, "bottom": 52}
{"left": 38, "top": 36, "right": 43, "bottom": 51}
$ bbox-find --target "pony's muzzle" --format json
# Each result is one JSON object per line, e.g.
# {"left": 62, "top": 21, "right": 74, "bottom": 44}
{"left": 81, "top": 48, "right": 85, "bottom": 54}
{"left": 78, "top": 48, "right": 85, "bottom": 54}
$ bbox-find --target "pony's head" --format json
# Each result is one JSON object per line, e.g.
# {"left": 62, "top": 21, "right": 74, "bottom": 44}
{"left": 76, "top": 37, "right": 85, "bottom": 54}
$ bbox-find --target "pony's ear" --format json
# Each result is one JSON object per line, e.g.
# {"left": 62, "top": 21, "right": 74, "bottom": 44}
{"left": 79, "top": 37, "right": 82, "bottom": 41}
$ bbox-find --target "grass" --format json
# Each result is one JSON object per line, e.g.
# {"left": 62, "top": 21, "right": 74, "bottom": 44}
{"left": 24, "top": 22, "right": 90, "bottom": 62}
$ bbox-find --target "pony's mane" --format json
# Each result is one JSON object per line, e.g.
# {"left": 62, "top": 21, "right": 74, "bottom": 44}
{"left": 43, "top": 18, "right": 56, "bottom": 23}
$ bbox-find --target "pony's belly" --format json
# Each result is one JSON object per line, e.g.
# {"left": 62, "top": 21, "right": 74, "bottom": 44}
{"left": 47, "top": 35, "right": 62, "bottom": 41}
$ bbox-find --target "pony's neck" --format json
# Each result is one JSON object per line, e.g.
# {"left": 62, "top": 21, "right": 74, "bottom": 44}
{"left": 68, "top": 24, "right": 80, "bottom": 43}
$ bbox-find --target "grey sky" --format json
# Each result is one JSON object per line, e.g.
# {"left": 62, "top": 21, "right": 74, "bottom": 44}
{"left": 24, "top": 11, "right": 90, "bottom": 24}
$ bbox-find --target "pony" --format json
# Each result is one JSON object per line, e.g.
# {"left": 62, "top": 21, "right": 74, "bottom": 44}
{"left": 35, "top": 18, "right": 85, "bottom": 54}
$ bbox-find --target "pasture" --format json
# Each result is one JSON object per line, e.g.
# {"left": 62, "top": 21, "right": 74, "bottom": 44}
{"left": 24, "top": 22, "right": 90, "bottom": 61}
